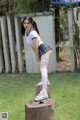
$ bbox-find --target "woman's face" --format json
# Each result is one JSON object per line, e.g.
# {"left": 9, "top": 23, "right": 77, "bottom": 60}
{"left": 23, "top": 19, "right": 32, "bottom": 32}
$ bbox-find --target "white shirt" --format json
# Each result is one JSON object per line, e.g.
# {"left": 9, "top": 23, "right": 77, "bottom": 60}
{"left": 24, "top": 30, "right": 43, "bottom": 46}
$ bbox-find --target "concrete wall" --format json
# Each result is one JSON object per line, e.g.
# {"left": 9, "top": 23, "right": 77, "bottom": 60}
{"left": 0, "top": 12, "right": 57, "bottom": 73}
{"left": 24, "top": 14, "right": 56, "bottom": 73}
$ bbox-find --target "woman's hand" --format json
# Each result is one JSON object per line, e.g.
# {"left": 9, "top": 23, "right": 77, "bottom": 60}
{"left": 36, "top": 57, "right": 41, "bottom": 62}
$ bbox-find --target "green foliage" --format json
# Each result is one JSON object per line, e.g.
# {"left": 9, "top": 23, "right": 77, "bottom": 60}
{"left": 50, "top": 5, "right": 68, "bottom": 42}
{"left": 73, "top": 22, "right": 80, "bottom": 66}
{"left": 59, "top": 6, "right": 68, "bottom": 41}
{"left": 13, "top": 0, "right": 33, "bottom": 14}
{"left": 60, "top": 7, "right": 67, "bottom": 31}
{"left": 0, "top": 0, "right": 13, "bottom": 15}
{"left": 0, "top": 0, "right": 50, "bottom": 15}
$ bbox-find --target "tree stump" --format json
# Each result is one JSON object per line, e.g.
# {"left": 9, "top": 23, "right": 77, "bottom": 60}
{"left": 25, "top": 98, "right": 54, "bottom": 120}
{"left": 35, "top": 85, "right": 51, "bottom": 98}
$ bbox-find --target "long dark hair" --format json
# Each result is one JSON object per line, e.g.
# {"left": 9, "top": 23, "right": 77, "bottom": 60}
{"left": 21, "top": 16, "right": 39, "bottom": 36}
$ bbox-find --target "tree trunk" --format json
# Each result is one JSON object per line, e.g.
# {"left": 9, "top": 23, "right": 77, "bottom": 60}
{"left": 55, "top": 5, "right": 60, "bottom": 61}
{"left": 25, "top": 98, "right": 54, "bottom": 120}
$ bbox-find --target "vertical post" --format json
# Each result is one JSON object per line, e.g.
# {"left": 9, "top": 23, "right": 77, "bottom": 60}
{"left": 0, "top": 22, "right": 4, "bottom": 73}
{"left": 78, "top": 8, "right": 80, "bottom": 45}
{"left": 14, "top": 16, "right": 23, "bottom": 73}
{"left": 7, "top": 15, "right": 16, "bottom": 73}
{"left": 52, "top": 15, "right": 57, "bottom": 72}
{"left": 0, "top": 47, "right": 4, "bottom": 73}
{"left": 78, "top": 8, "right": 80, "bottom": 65}
{"left": 0, "top": 16, "right": 10, "bottom": 73}
{"left": 68, "top": 9, "right": 75, "bottom": 71}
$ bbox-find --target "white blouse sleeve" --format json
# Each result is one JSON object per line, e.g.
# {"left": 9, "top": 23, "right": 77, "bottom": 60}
{"left": 30, "top": 31, "right": 38, "bottom": 40}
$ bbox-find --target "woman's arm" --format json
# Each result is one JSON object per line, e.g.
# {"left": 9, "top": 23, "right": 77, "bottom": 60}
{"left": 31, "top": 38, "right": 40, "bottom": 62}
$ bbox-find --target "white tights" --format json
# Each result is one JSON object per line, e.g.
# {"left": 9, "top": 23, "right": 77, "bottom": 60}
{"left": 40, "top": 50, "right": 52, "bottom": 93}
{"left": 40, "top": 59, "right": 49, "bottom": 93}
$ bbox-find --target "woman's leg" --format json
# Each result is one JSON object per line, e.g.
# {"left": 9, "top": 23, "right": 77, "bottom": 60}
{"left": 34, "top": 50, "right": 52, "bottom": 101}
{"left": 40, "top": 50, "right": 52, "bottom": 93}
{"left": 40, "top": 58, "right": 49, "bottom": 93}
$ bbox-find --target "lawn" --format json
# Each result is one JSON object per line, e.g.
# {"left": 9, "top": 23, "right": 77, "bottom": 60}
{"left": 0, "top": 72, "right": 80, "bottom": 120}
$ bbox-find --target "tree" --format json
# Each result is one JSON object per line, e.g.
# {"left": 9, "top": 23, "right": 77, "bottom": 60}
{"left": 54, "top": 5, "right": 60, "bottom": 61}
{"left": 0, "top": 0, "right": 13, "bottom": 15}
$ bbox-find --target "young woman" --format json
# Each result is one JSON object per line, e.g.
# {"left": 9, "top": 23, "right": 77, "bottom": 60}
{"left": 21, "top": 16, "right": 52, "bottom": 101}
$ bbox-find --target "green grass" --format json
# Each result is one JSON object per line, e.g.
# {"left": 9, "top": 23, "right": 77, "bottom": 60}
{"left": 0, "top": 72, "right": 80, "bottom": 120}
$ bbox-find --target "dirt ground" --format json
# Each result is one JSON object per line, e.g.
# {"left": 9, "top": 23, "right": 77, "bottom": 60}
{"left": 56, "top": 59, "right": 80, "bottom": 72}
{"left": 56, "top": 60, "right": 71, "bottom": 72}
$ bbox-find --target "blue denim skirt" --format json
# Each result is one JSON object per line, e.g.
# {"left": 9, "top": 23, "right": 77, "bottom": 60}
{"left": 38, "top": 43, "right": 52, "bottom": 59}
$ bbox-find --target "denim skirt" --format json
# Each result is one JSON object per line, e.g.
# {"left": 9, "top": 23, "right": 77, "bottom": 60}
{"left": 38, "top": 43, "right": 52, "bottom": 59}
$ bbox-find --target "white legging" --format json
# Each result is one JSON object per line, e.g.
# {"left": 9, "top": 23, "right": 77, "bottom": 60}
{"left": 40, "top": 50, "right": 52, "bottom": 93}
